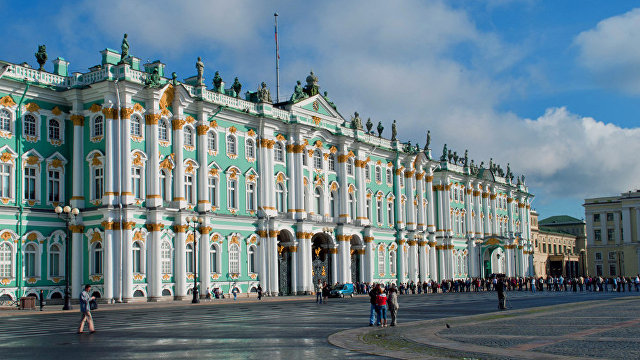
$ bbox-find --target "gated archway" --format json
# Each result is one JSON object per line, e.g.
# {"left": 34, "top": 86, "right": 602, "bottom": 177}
{"left": 312, "top": 232, "right": 333, "bottom": 286}
{"left": 277, "top": 230, "right": 294, "bottom": 296}
{"left": 350, "top": 235, "right": 364, "bottom": 284}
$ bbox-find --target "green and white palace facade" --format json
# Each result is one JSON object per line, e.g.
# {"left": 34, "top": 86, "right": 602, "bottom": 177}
{"left": 0, "top": 45, "right": 533, "bottom": 303}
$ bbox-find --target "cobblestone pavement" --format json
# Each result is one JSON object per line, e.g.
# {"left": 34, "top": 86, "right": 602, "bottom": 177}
{"left": 330, "top": 292, "right": 640, "bottom": 359}
{"left": 1, "top": 290, "right": 636, "bottom": 359}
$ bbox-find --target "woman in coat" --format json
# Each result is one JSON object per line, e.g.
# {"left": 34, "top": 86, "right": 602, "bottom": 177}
{"left": 387, "top": 284, "right": 399, "bottom": 326}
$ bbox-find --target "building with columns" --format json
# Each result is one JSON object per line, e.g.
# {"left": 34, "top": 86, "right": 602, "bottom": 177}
{"left": 584, "top": 190, "right": 640, "bottom": 278}
{"left": 0, "top": 43, "right": 533, "bottom": 303}
{"left": 530, "top": 212, "right": 584, "bottom": 277}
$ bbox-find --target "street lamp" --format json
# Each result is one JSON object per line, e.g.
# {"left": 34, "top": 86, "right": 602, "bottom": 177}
{"left": 54, "top": 205, "right": 80, "bottom": 310}
{"left": 186, "top": 215, "right": 204, "bottom": 304}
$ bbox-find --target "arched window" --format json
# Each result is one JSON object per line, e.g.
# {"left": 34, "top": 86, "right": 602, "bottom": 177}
{"left": 375, "top": 166, "right": 382, "bottom": 183}
{"left": 245, "top": 138, "right": 254, "bottom": 158}
{"left": 91, "top": 242, "right": 102, "bottom": 275}
{"left": 184, "top": 127, "right": 194, "bottom": 146}
{"left": 313, "top": 150, "right": 323, "bottom": 169}
{"left": 227, "top": 135, "right": 237, "bottom": 155}
{"left": 185, "top": 174, "right": 194, "bottom": 204}
{"left": 246, "top": 182, "right": 256, "bottom": 211}
{"left": 24, "top": 114, "right": 37, "bottom": 137}
{"left": 0, "top": 242, "right": 12, "bottom": 277}
{"left": 366, "top": 196, "right": 372, "bottom": 220}
{"left": 93, "top": 165, "right": 104, "bottom": 201}
{"left": 158, "top": 119, "right": 168, "bottom": 141}
{"left": 229, "top": 243, "right": 240, "bottom": 274}
{"left": 348, "top": 192, "right": 355, "bottom": 220}
{"left": 365, "top": 164, "right": 370, "bottom": 180}
{"left": 130, "top": 115, "right": 142, "bottom": 137}
{"left": 329, "top": 191, "right": 336, "bottom": 218}
{"left": 159, "top": 170, "right": 167, "bottom": 202}
{"left": 161, "top": 241, "right": 172, "bottom": 274}
{"left": 386, "top": 168, "right": 392, "bottom": 183}
{"left": 275, "top": 183, "right": 285, "bottom": 213}
{"left": 208, "top": 175, "right": 218, "bottom": 208}
{"left": 93, "top": 115, "right": 103, "bottom": 138}
{"left": 328, "top": 154, "right": 335, "bottom": 171}
{"left": 274, "top": 142, "right": 284, "bottom": 162}
{"left": 314, "top": 187, "right": 322, "bottom": 215}
{"left": 49, "top": 244, "right": 61, "bottom": 277}
{"left": 208, "top": 131, "right": 217, "bottom": 152}
{"left": 24, "top": 243, "right": 37, "bottom": 277}
{"left": 377, "top": 198, "right": 383, "bottom": 224}
{"left": 48, "top": 119, "right": 60, "bottom": 141}
{"left": 132, "top": 242, "right": 142, "bottom": 273}
{"left": 186, "top": 243, "right": 194, "bottom": 273}
{"left": 248, "top": 245, "right": 256, "bottom": 273}
{"left": 0, "top": 109, "right": 11, "bottom": 132}
{"left": 209, "top": 244, "right": 219, "bottom": 273}
{"left": 132, "top": 167, "right": 142, "bottom": 200}
{"left": 389, "top": 250, "right": 396, "bottom": 274}
{"left": 48, "top": 169, "right": 61, "bottom": 203}
{"left": 347, "top": 158, "right": 354, "bottom": 175}
{"left": 387, "top": 200, "right": 394, "bottom": 225}
{"left": 378, "top": 247, "right": 385, "bottom": 274}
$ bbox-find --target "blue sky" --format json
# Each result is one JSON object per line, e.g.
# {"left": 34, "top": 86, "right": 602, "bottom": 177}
{"left": 3, "top": 0, "right": 640, "bottom": 221}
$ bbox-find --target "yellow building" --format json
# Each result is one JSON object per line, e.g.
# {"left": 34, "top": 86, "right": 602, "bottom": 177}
{"left": 584, "top": 191, "right": 640, "bottom": 277}
{"left": 530, "top": 211, "right": 584, "bottom": 277}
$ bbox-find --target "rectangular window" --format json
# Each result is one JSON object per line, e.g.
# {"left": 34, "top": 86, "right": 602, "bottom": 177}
{"left": 609, "top": 264, "right": 617, "bottom": 276}
{"left": 0, "top": 164, "right": 10, "bottom": 198}
{"left": 387, "top": 201, "right": 394, "bottom": 225}
{"left": 208, "top": 177, "right": 218, "bottom": 208}
{"left": 246, "top": 182, "right": 255, "bottom": 211}
{"left": 593, "top": 213, "right": 600, "bottom": 222}
{"left": 594, "top": 229, "right": 601, "bottom": 242}
{"left": 595, "top": 252, "right": 602, "bottom": 261}
{"left": 607, "top": 229, "right": 615, "bottom": 242}
{"left": 24, "top": 167, "right": 36, "bottom": 201}
{"left": 49, "top": 251, "right": 59, "bottom": 277}
{"left": 94, "top": 167, "right": 103, "bottom": 200}
{"left": 386, "top": 169, "right": 392, "bottom": 183}
{"left": 377, "top": 199, "right": 383, "bottom": 224}
{"left": 365, "top": 165, "right": 370, "bottom": 180}
{"left": 185, "top": 175, "right": 194, "bottom": 204}
{"left": 595, "top": 264, "right": 603, "bottom": 276}
{"left": 228, "top": 179, "right": 237, "bottom": 209}
{"left": 608, "top": 251, "right": 615, "bottom": 261}
{"left": 48, "top": 170, "right": 60, "bottom": 203}
{"left": 606, "top": 212, "right": 614, "bottom": 221}
{"left": 132, "top": 168, "right": 142, "bottom": 199}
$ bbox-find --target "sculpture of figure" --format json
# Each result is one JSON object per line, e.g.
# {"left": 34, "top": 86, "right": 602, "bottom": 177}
{"left": 452, "top": 151, "right": 458, "bottom": 164}
{"left": 489, "top": 158, "right": 494, "bottom": 171}
{"left": 447, "top": 150, "right": 453, "bottom": 163}
{"left": 506, "top": 163, "right": 511, "bottom": 178}
{"left": 120, "top": 33, "right": 129, "bottom": 63}
{"left": 377, "top": 121, "right": 384, "bottom": 137}
{"left": 352, "top": 111, "right": 363, "bottom": 130}
{"left": 391, "top": 120, "right": 397, "bottom": 141}
{"left": 35, "top": 45, "right": 47, "bottom": 70}
{"left": 232, "top": 77, "right": 242, "bottom": 98}
{"left": 426, "top": 130, "right": 431, "bottom": 149}
{"left": 405, "top": 141, "right": 412, "bottom": 153}
{"left": 521, "top": 175, "right": 526, "bottom": 184}
{"left": 416, "top": 142, "right": 420, "bottom": 152}
{"left": 196, "top": 57, "right": 204, "bottom": 85}
{"left": 366, "top": 118, "right": 373, "bottom": 133}
{"left": 257, "top": 82, "right": 272, "bottom": 103}
{"left": 464, "top": 150, "right": 469, "bottom": 167}
{"left": 172, "top": 72, "right": 178, "bottom": 87}
{"left": 441, "top": 144, "right": 448, "bottom": 162}
{"left": 146, "top": 68, "right": 161, "bottom": 88}
{"left": 480, "top": 161, "right": 484, "bottom": 169}
{"left": 303, "top": 70, "right": 319, "bottom": 96}
{"left": 213, "top": 71, "right": 223, "bottom": 92}
{"left": 323, "top": 91, "right": 336, "bottom": 110}
{"left": 290, "top": 80, "right": 306, "bottom": 102}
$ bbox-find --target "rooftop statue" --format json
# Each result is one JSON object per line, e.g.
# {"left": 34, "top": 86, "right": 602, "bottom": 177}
{"left": 464, "top": 150, "right": 469, "bottom": 167}
{"left": 257, "top": 82, "right": 272, "bottom": 103}
{"left": 323, "top": 91, "right": 336, "bottom": 110}
{"left": 212, "top": 71, "right": 223, "bottom": 93}
{"left": 440, "top": 144, "right": 448, "bottom": 162}
{"left": 303, "top": 70, "right": 319, "bottom": 96}
{"left": 391, "top": 120, "right": 397, "bottom": 141}
{"left": 120, "top": 33, "right": 129, "bottom": 63}
{"left": 352, "top": 111, "right": 363, "bottom": 130}
{"left": 35, "top": 45, "right": 47, "bottom": 70}
{"left": 425, "top": 130, "right": 431, "bottom": 149}
{"left": 366, "top": 117, "right": 373, "bottom": 133}
{"left": 172, "top": 72, "right": 178, "bottom": 87}
{"left": 405, "top": 141, "right": 412, "bottom": 153}
{"left": 146, "top": 68, "right": 161, "bottom": 88}
{"left": 290, "top": 80, "right": 307, "bottom": 102}
{"left": 521, "top": 175, "right": 526, "bottom": 185}
{"left": 232, "top": 77, "right": 242, "bottom": 98}
{"left": 447, "top": 150, "right": 453, "bottom": 163}
{"left": 196, "top": 57, "right": 204, "bottom": 85}
{"left": 489, "top": 158, "right": 493, "bottom": 171}
{"left": 416, "top": 142, "right": 420, "bottom": 152}
{"left": 480, "top": 161, "right": 484, "bottom": 169}
{"left": 377, "top": 121, "right": 384, "bottom": 137}
{"left": 452, "top": 151, "right": 458, "bottom": 164}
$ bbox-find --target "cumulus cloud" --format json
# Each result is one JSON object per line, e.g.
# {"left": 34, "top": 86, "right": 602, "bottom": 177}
{"left": 574, "top": 8, "right": 640, "bottom": 94}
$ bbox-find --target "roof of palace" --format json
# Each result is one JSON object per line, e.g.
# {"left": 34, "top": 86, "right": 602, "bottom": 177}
{"left": 539, "top": 215, "right": 584, "bottom": 226}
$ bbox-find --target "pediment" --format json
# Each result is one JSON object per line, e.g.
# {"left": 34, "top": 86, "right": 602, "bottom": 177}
{"left": 288, "top": 94, "right": 344, "bottom": 123}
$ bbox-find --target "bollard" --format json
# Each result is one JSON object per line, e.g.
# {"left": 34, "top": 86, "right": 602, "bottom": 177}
{"left": 39, "top": 290, "right": 45, "bottom": 311}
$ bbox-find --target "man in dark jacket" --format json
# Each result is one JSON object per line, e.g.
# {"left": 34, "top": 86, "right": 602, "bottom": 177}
{"left": 496, "top": 278, "right": 506, "bottom": 310}
{"left": 368, "top": 284, "right": 380, "bottom": 326}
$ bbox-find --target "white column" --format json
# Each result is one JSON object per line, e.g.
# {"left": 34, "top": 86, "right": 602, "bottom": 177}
{"left": 425, "top": 175, "right": 436, "bottom": 234}
{"left": 330, "top": 248, "right": 338, "bottom": 284}
{"left": 112, "top": 224, "right": 122, "bottom": 301}
{"left": 468, "top": 239, "right": 476, "bottom": 278}
{"left": 405, "top": 171, "right": 416, "bottom": 231}
{"left": 303, "top": 236, "right": 313, "bottom": 292}
{"left": 174, "top": 224, "right": 187, "bottom": 299}
{"left": 70, "top": 114, "right": 84, "bottom": 209}
{"left": 258, "top": 223, "right": 268, "bottom": 292}
{"left": 103, "top": 107, "right": 117, "bottom": 206}
{"left": 438, "top": 244, "right": 445, "bottom": 281}
{"left": 120, "top": 104, "right": 134, "bottom": 205}
{"left": 490, "top": 192, "right": 498, "bottom": 235}
{"left": 102, "top": 226, "right": 113, "bottom": 301}
{"left": 148, "top": 223, "right": 162, "bottom": 301}
{"left": 286, "top": 141, "right": 296, "bottom": 218}
{"left": 428, "top": 234, "right": 437, "bottom": 280}
{"left": 145, "top": 113, "right": 162, "bottom": 207}
{"left": 172, "top": 112, "right": 186, "bottom": 209}
{"left": 71, "top": 225, "right": 83, "bottom": 302}
{"left": 397, "top": 240, "right": 406, "bottom": 283}
{"left": 338, "top": 145, "right": 349, "bottom": 223}
{"left": 355, "top": 154, "right": 367, "bottom": 225}
{"left": 408, "top": 239, "right": 418, "bottom": 282}
{"left": 416, "top": 173, "right": 426, "bottom": 230}
{"left": 122, "top": 222, "right": 134, "bottom": 302}
{"left": 483, "top": 191, "right": 490, "bottom": 237}
{"left": 290, "top": 245, "right": 298, "bottom": 293}
{"left": 196, "top": 116, "right": 210, "bottom": 212}
{"left": 364, "top": 237, "right": 374, "bottom": 283}
{"left": 418, "top": 239, "right": 427, "bottom": 282}
{"left": 269, "top": 230, "right": 278, "bottom": 295}
{"left": 338, "top": 235, "right": 350, "bottom": 283}
{"left": 200, "top": 224, "right": 211, "bottom": 298}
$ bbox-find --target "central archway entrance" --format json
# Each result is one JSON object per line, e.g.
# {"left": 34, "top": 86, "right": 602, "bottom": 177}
{"left": 312, "top": 232, "right": 333, "bottom": 286}
{"left": 277, "top": 230, "right": 294, "bottom": 296}
{"left": 350, "top": 235, "right": 363, "bottom": 284}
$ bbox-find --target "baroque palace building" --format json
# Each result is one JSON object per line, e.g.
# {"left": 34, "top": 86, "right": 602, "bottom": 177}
{"left": 0, "top": 40, "right": 533, "bottom": 303}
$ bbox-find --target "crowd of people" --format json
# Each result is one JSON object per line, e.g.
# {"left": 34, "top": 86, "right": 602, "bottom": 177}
{"left": 351, "top": 274, "right": 640, "bottom": 296}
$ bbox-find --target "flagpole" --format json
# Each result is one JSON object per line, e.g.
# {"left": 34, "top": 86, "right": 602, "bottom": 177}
{"left": 274, "top": 12, "right": 280, "bottom": 103}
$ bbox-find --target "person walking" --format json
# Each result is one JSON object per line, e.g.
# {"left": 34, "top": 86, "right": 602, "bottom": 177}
{"left": 257, "top": 284, "right": 263, "bottom": 300}
{"left": 315, "top": 281, "right": 323, "bottom": 304}
{"left": 77, "top": 284, "right": 95, "bottom": 334}
{"left": 368, "top": 284, "right": 380, "bottom": 326}
{"left": 387, "top": 284, "right": 399, "bottom": 326}
{"left": 322, "top": 282, "right": 330, "bottom": 304}
{"left": 496, "top": 278, "right": 507, "bottom": 310}
{"left": 232, "top": 285, "right": 239, "bottom": 300}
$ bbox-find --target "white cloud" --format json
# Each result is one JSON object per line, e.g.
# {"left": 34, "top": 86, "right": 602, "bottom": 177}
{"left": 574, "top": 8, "right": 640, "bottom": 94}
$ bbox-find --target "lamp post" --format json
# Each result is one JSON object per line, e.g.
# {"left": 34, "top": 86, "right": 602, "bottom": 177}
{"left": 186, "top": 215, "right": 204, "bottom": 303}
{"left": 54, "top": 205, "right": 80, "bottom": 310}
